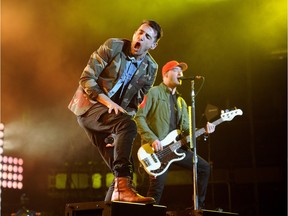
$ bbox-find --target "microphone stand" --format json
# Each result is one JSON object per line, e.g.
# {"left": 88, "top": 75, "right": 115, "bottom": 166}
{"left": 188, "top": 79, "right": 201, "bottom": 214}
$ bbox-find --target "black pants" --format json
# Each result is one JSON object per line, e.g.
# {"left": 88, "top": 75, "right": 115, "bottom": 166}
{"left": 147, "top": 148, "right": 210, "bottom": 207}
{"left": 77, "top": 103, "right": 137, "bottom": 199}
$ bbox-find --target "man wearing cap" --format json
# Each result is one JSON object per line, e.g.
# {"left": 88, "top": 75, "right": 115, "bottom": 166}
{"left": 134, "top": 60, "right": 215, "bottom": 208}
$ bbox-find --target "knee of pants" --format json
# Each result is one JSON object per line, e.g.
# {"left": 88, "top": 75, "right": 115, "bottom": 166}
{"left": 119, "top": 118, "right": 137, "bottom": 135}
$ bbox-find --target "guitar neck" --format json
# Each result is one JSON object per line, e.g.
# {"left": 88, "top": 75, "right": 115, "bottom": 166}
{"left": 170, "top": 142, "right": 182, "bottom": 152}
{"left": 165, "top": 109, "right": 242, "bottom": 151}
{"left": 195, "top": 117, "right": 223, "bottom": 138}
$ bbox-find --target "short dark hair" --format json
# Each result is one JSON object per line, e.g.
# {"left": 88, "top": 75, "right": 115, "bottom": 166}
{"left": 141, "top": 20, "right": 163, "bottom": 42}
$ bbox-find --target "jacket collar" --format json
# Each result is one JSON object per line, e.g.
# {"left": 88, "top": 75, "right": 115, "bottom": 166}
{"left": 160, "top": 82, "right": 182, "bottom": 97}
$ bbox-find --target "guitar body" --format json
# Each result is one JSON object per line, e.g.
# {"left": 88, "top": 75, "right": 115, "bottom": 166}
{"left": 137, "top": 130, "right": 186, "bottom": 177}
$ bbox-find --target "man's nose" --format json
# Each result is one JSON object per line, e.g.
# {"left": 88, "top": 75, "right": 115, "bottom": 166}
{"left": 139, "top": 34, "right": 145, "bottom": 41}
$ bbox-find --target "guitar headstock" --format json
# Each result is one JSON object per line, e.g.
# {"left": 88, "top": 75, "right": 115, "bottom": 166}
{"left": 220, "top": 108, "right": 243, "bottom": 121}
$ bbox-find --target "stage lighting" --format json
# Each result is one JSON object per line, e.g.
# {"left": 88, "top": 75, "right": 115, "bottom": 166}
{"left": 55, "top": 173, "right": 67, "bottom": 189}
{"left": 54, "top": 173, "right": 90, "bottom": 189}
{"left": 91, "top": 173, "right": 102, "bottom": 189}
{"left": 0, "top": 155, "right": 23, "bottom": 189}
{"left": 0, "top": 123, "right": 4, "bottom": 154}
{"left": 70, "top": 173, "right": 89, "bottom": 189}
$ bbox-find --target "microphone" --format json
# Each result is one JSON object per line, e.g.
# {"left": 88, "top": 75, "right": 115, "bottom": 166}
{"left": 104, "top": 136, "right": 114, "bottom": 144}
{"left": 179, "top": 76, "right": 203, "bottom": 80}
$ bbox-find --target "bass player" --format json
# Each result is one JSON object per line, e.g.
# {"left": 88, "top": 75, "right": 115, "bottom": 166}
{"left": 134, "top": 60, "right": 215, "bottom": 209}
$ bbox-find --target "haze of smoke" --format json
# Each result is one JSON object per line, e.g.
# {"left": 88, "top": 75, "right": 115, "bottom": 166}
{"left": 3, "top": 105, "right": 91, "bottom": 164}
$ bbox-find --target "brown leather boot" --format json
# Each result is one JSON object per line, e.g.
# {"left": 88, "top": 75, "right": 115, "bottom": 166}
{"left": 111, "top": 177, "right": 155, "bottom": 204}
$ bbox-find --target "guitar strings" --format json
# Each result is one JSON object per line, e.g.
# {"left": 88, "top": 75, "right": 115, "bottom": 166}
{"left": 155, "top": 141, "right": 180, "bottom": 159}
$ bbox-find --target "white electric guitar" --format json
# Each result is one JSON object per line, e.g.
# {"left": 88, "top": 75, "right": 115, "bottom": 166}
{"left": 137, "top": 109, "right": 243, "bottom": 177}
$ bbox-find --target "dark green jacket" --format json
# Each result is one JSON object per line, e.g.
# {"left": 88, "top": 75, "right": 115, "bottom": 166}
{"left": 134, "top": 83, "right": 190, "bottom": 145}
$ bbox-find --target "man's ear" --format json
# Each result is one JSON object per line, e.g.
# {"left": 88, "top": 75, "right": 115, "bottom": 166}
{"left": 164, "top": 71, "right": 169, "bottom": 78}
{"left": 150, "top": 42, "right": 157, "bottom": 50}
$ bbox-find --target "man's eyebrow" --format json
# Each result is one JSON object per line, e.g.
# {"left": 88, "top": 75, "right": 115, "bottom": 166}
{"left": 146, "top": 33, "right": 153, "bottom": 39}
{"left": 138, "top": 29, "right": 154, "bottom": 40}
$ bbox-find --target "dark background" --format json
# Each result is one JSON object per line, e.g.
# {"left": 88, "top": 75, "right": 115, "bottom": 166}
{"left": 1, "top": 0, "right": 287, "bottom": 215}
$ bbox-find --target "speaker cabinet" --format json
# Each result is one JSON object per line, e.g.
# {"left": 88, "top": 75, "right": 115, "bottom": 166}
{"left": 65, "top": 201, "right": 110, "bottom": 216}
{"left": 166, "top": 209, "right": 239, "bottom": 216}
{"left": 65, "top": 201, "right": 167, "bottom": 216}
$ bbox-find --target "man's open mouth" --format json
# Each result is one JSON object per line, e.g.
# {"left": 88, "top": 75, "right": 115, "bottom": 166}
{"left": 134, "top": 42, "right": 141, "bottom": 51}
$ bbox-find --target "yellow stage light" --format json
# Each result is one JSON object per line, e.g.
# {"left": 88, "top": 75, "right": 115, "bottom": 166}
{"left": 91, "top": 173, "right": 102, "bottom": 189}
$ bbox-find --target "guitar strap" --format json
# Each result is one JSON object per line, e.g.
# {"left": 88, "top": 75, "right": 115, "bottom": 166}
{"left": 169, "top": 93, "right": 179, "bottom": 132}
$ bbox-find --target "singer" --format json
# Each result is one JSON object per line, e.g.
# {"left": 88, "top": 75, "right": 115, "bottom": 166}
{"left": 134, "top": 60, "right": 216, "bottom": 208}
{"left": 68, "top": 20, "right": 163, "bottom": 204}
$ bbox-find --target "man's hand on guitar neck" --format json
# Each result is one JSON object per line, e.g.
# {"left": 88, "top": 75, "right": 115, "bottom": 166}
{"left": 151, "top": 139, "right": 163, "bottom": 152}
